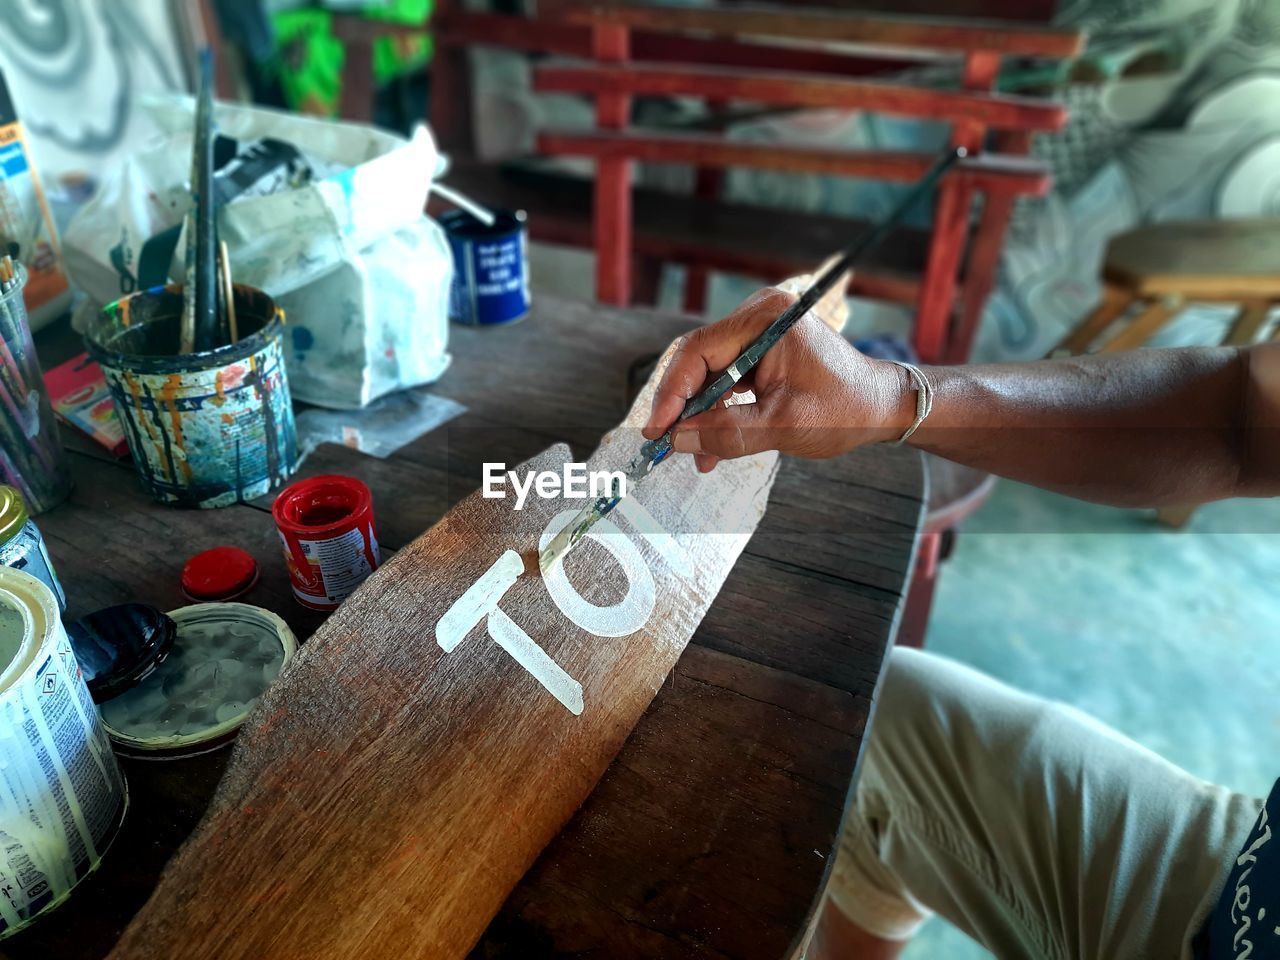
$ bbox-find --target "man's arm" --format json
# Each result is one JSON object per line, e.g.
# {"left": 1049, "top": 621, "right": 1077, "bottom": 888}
{"left": 642, "top": 288, "right": 1280, "bottom": 508}
{"left": 896, "top": 346, "right": 1280, "bottom": 507}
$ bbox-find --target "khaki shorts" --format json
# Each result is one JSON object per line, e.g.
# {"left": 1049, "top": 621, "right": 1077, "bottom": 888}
{"left": 827, "top": 648, "right": 1262, "bottom": 960}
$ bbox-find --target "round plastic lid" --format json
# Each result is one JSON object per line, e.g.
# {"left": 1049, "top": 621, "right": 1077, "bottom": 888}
{"left": 99, "top": 602, "right": 297, "bottom": 758}
{"left": 181, "top": 546, "right": 259, "bottom": 602}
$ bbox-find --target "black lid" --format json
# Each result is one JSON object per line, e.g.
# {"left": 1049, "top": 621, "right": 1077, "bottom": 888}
{"left": 66, "top": 604, "right": 178, "bottom": 703}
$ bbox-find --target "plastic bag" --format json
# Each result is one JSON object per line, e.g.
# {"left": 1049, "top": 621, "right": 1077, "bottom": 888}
{"left": 64, "top": 97, "right": 452, "bottom": 409}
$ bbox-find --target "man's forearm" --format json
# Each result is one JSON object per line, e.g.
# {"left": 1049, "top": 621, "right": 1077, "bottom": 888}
{"left": 888, "top": 345, "right": 1279, "bottom": 508}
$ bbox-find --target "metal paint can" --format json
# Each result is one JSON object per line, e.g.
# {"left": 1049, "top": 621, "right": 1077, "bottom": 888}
{"left": 272, "top": 475, "right": 380, "bottom": 610}
{"left": 84, "top": 284, "right": 298, "bottom": 509}
{"left": 0, "top": 567, "right": 127, "bottom": 938}
{"left": 0, "top": 486, "right": 64, "bottom": 611}
{"left": 441, "top": 209, "right": 530, "bottom": 326}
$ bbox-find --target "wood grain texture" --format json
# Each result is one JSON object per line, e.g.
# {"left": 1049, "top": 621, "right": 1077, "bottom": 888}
{"left": 107, "top": 352, "right": 781, "bottom": 960}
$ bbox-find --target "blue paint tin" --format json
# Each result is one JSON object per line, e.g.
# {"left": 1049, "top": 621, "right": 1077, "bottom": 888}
{"left": 441, "top": 209, "right": 530, "bottom": 326}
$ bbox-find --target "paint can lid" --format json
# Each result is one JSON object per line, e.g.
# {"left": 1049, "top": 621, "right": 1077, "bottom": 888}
{"left": 66, "top": 603, "right": 179, "bottom": 703}
{"left": 181, "top": 546, "right": 260, "bottom": 602}
{"left": 0, "top": 485, "right": 29, "bottom": 545}
{"left": 99, "top": 602, "right": 297, "bottom": 759}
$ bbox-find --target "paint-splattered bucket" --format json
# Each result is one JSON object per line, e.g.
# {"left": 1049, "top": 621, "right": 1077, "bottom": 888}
{"left": 441, "top": 209, "right": 530, "bottom": 326}
{"left": 0, "top": 566, "right": 127, "bottom": 937}
{"left": 85, "top": 284, "right": 298, "bottom": 509}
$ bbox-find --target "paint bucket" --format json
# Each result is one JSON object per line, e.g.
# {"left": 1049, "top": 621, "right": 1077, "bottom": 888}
{"left": 441, "top": 209, "right": 530, "bottom": 326}
{"left": 0, "top": 485, "right": 65, "bottom": 611}
{"left": 84, "top": 284, "right": 298, "bottom": 509}
{"left": 272, "top": 475, "right": 380, "bottom": 610}
{"left": 0, "top": 566, "right": 127, "bottom": 938}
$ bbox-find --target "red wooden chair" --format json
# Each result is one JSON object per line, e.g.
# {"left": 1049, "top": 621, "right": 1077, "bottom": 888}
{"left": 531, "top": 5, "right": 1081, "bottom": 364}
{"left": 336, "top": 4, "right": 1082, "bottom": 364}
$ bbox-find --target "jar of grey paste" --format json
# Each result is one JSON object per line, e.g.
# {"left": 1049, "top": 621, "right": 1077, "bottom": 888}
{"left": 0, "top": 484, "right": 66, "bottom": 610}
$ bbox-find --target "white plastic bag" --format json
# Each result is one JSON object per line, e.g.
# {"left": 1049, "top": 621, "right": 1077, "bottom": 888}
{"left": 64, "top": 97, "right": 452, "bottom": 409}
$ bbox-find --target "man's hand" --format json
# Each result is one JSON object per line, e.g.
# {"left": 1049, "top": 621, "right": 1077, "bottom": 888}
{"left": 641, "top": 288, "right": 910, "bottom": 472}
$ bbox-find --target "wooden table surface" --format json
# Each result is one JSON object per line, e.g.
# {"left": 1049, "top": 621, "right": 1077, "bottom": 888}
{"left": 5, "top": 294, "right": 924, "bottom": 960}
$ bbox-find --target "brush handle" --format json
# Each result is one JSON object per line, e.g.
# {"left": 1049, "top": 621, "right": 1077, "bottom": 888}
{"left": 638, "top": 145, "right": 965, "bottom": 469}
{"left": 191, "top": 49, "right": 218, "bottom": 352}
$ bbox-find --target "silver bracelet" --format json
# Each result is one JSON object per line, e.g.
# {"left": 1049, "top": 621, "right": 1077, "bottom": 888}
{"left": 886, "top": 360, "right": 933, "bottom": 446}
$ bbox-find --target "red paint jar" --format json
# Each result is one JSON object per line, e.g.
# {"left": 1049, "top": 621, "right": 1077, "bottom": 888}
{"left": 271, "top": 475, "right": 380, "bottom": 610}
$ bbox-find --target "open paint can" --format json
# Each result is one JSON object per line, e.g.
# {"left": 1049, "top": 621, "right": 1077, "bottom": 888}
{"left": 441, "top": 208, "right": 530, "bottom": 326}
{"left": 84, "top": 284, "right": 298, "bottom": 509}
{"left": 95, "top": 603, "right": 297, "bottom": 759}
{"left": 272, "top": 474, "right": 380, "bottom": 610}
{"left": 0, "top": 567, "right": 127, "bottom": 938}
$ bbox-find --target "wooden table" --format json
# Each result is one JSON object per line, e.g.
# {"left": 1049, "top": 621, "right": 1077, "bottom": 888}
{"left": 6, "top": 295, "right": 923, "bottom": 960}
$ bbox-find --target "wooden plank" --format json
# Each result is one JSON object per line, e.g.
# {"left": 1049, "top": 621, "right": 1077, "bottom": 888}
{"left": 912, "top": 174, "right": 974, "bottom": 363}
{"left": 424, "top": 0, "right": 473, "bottom": 154}
{"left": 561, "top": 4, "right": 1085, "bottom": 58}
{"left": 107, "top": 351, "right": 784, "bottom": 960}
{"left": 427, "top": 11, "right": 933, "bottom": 77}
{"left": 1102, "top": 218, "right": 1280, "bottom": 297}
{"left": 538, "top": 131, "right": 1052, "bottom": 195}
{"left": 535, "top": 63, "right": 1068, "bottom": 132}
{"left": 337, "top": 38, "right": 375, "bottom": 123}
{"left": 435, "top": 10, "right": 589, "bottom": 55}
{"left": 593, "top": 24, "right": 633, "bottom": 306}
{"left": 1049, "top": 284, "right": 1136, "bottom": 356}
{"left": 632, "top": 28, "right": 936, "bottom": 75}
{"left": 1225, "top": 299, "right": 1274, "bottom": 346}
{"left": 1099, "top": 297, "right": 1182, "bottom": 352}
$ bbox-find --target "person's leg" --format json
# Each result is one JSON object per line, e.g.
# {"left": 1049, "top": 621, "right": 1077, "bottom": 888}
{"left": 808, "top": 896, "right": 907, "bottom": 960}
{"left": 814, "top": 647, "right": 1262, "bottom": 960}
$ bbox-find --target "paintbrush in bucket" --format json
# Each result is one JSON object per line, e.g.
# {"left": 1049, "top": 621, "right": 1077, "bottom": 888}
{"left": 540, "top": 145, "right": 967, "bottom": 574}
{"left": 180, "top": 49, "right": 218, "bottom": 355}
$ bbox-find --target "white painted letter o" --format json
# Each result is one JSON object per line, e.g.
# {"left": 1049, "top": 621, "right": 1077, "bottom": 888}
{"left": 539, "top": 510, "right": 655, "bottom": 637}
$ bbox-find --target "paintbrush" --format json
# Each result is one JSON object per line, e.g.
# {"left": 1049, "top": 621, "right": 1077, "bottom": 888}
{"left": 180, "top": 49, "right": 217, "bottom": 354}
{"left": 539, "top": 145, "right": 967, "bottom": 575}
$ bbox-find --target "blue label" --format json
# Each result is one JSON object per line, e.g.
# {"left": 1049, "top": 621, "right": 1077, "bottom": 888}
{"left": 446, "top": 221, "right": 530, "bottom": 326}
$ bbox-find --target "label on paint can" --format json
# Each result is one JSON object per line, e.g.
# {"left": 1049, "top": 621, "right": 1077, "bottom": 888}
{"left": 0, "top": 567, "right": 127, "bottom": 937}
{"left": 278, "top": 526, "right": 380, "bottom": 609}
{"left": 441, "top": 209, "right": 530, "bottom": 327}
{"left": 0, "top": 519, "right": 65, "bottom": 611}
{"left": 272, "top": 475, "right": 380, "bottom": 611}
